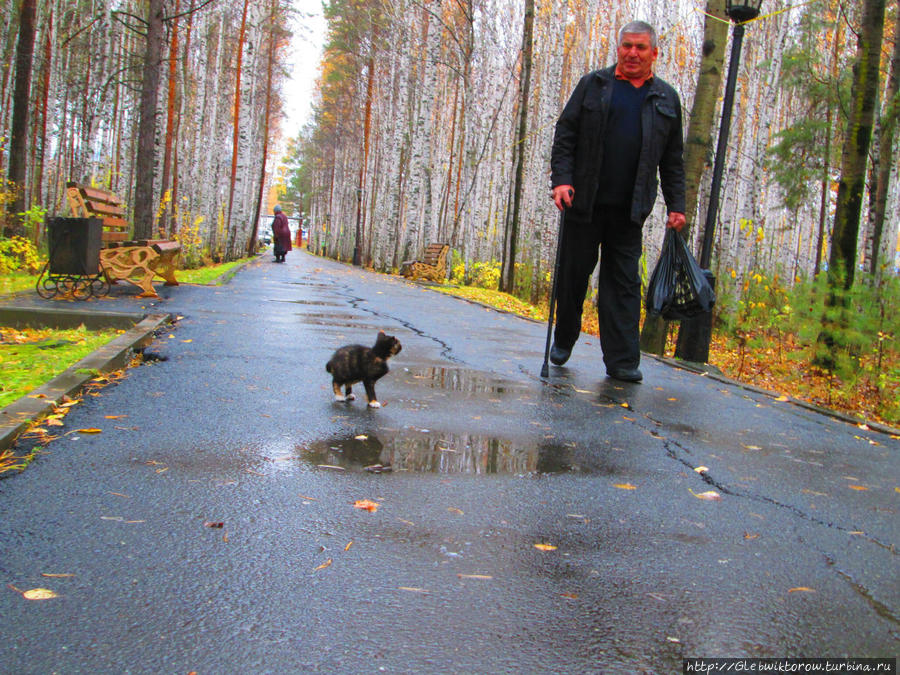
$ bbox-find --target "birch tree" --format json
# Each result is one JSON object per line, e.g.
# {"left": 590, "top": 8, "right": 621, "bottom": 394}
{"left": 4, "top": 0, "right": 36, "bottom": 236}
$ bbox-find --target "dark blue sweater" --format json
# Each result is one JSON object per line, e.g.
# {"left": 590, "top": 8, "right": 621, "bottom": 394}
{"left": 595, "top": 78, "right": 650, "bottom": 207}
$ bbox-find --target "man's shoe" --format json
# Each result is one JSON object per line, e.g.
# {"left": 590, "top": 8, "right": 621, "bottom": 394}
{"left": 607, "top": 367, "right": 643, "bottom": 382}
{"left": 549, "top": 343, "right": 572, "bottom": 366}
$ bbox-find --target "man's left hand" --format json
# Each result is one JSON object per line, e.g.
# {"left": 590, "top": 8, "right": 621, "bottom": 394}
{"left": 666, "top": 212, "right": 686, "bottom": 232}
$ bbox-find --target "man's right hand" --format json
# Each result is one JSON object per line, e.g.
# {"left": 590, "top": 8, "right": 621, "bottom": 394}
{"left": 552, "top": 185, "right": 574, "bottom": 211}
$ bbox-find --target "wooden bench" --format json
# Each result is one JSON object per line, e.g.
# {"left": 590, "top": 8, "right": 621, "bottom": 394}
{"left": 400, "top": 243, "right": 450, "bottom": 282}
{"left": 66, "top": 182, "right": 181, "bottom": 297}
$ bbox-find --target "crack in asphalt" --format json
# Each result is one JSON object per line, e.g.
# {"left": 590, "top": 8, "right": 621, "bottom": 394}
{"left": 526, "top": 374, "right": 900, "bottom": 556}
{"left": 334, "top": 287, "right": 465, "bottom": 365}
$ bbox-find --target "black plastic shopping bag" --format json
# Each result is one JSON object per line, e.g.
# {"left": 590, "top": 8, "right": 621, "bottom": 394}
{"left": 646, "top": 229, "right": 716, "bottom": 321}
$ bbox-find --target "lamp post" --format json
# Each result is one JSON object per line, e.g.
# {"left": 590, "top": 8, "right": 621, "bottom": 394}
{"left": 676, "top": 0, "right": 763, "bottom": 364}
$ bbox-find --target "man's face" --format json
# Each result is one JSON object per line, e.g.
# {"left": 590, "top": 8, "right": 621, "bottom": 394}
{"left": 617, "top": 32, "right": 658, "bottom": 80}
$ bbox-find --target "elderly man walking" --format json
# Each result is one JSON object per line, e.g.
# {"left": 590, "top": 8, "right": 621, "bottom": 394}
{"left": 549, "top": 20, "right": 686, "bottom": 382}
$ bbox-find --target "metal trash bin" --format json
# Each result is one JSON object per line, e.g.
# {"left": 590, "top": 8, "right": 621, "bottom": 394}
{"left": 36, "top": 218, "right": 108, "bottom": 300}
{"left": 48, "top": 217, "right": 102, "bottom": 275}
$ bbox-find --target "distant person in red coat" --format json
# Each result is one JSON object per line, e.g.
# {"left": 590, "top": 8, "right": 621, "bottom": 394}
{"left": 271, "top": 205, "right": 292, "bottom": 263}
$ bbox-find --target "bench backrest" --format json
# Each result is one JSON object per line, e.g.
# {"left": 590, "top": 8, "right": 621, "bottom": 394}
{"left": 423, "top": 243, "right": 449, "bottom": 267}
{"left": 66, "top": 182, "right": 129, "bottom": 243}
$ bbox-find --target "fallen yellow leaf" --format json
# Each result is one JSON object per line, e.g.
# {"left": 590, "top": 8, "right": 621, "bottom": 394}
{"left": 560, "top": 592, "right": 579, "bottom": 599}
{"left": 694, "top": 466, "right": 709, "bottom": 474}
{"left": 23, "top": 588, "right": 58, "bottom": 600}
{"left": 788, "top": 587, "right": 815, "bottom": 593}
{"left": 344, "top": 541, "right": 353, "bottom": 551}
{"left": 613, "top": 483, "right": 637, "bottom": 490}
{"left": 313, "top": 559, "right": 332, "bottom": 572}
{"left": 775, "top": 395, "right": 789, "bottom": 402}
{"left": 40, "top": 573, "right": 74, "bottom": 578}
{"left": 848, "top": 485, "right": 869, "bottom": 491}
{"left": 457, "top": 574, "right": 493, "bottom": 580}
{"left": 534, "top": 543, "right": 557, "bottom": 551}
{"left": 77, "top": 428, "right": 102, "bottom": 434}
{"left": 447, "top": 507, "right": 464, "bottom": 515}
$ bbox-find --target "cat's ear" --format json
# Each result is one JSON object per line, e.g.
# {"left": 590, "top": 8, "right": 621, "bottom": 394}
{"left": 378, "top": 330, "right": 386, "bottom": 338}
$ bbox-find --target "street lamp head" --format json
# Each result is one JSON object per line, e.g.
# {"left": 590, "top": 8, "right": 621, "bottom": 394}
{"left": 726, "top": 0, "right": 762, "bottom": 23}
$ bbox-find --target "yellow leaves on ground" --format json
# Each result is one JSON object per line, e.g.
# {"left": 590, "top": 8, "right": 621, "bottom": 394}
{"left": 7, "top": 585, "right": 59, "bottom": 600}
{"left": 533, "top": 543, "right": 557, "bottom": 552}
{"left": 0, "top": 448, "right": 28, "bottom": 474}
{"left": 788, "top": 587, "right": 815, "bottom": 593}
{"left": 313, "top": 559, "right": 333, "bottom": 572}
{"left": 848, "top": 485, "right": 869, "bottom": 491}
{"left": 353, "top": 499, "right": 379, "bottom": 512}
{"left": 613, "top": 483, "right": 637, "bottom": 490}
{"left": 76, "top": 428, "right": 103, "bottom": 434}
{"left": 23, "top": 588, "right": 58, "bottom": 600}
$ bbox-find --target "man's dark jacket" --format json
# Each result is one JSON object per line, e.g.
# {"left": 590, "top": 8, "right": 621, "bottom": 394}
{"left": 550, "top": 65, "right": 686, "bottom": 225}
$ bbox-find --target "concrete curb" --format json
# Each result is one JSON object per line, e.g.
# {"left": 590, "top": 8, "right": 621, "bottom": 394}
{"left": 0, "top": 311, "right": 172, "bottom": 453}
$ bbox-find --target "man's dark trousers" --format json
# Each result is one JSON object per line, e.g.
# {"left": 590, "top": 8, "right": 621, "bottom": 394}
{"left": 553, "top": 204, "right": 643, "bottom": 372}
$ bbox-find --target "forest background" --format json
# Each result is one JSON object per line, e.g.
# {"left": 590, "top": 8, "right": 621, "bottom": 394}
{"left": 0, "top": 0, "right": 897, "bottom": 425}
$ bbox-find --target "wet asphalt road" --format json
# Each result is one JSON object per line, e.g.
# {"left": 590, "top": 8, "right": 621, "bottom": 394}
{"left": 0, "top": 250, "right": 897, "bottom": 674}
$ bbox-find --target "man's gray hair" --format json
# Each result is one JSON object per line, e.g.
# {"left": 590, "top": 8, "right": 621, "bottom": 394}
{"left": 618, "top": 21, "right": 657, "bottom": 48}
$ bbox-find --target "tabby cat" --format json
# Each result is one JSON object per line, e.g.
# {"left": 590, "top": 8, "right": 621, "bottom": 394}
{"left": 325, "top": 331, "right": 402, "bottom": 408}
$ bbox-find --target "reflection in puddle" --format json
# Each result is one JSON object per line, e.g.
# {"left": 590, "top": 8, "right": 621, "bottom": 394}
{"left": 299, "top": 430, "right": 574, "bottom": 474}
{"left": 269, "top": 299, "right": 343, "bottom": 307}
{"left": 294, "top": 316, "right": 375, "bottom": 330}
{"left": 402, "top": 367, "right": 524, "bottom": 395}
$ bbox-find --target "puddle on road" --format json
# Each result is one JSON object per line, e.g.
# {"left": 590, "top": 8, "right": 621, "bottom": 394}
{"left": 269, "top": 299, "right": 343, "bottom": 307}
{"left": 297, "top": 429, "right": 576, "bottom": 474}
{"left": 294, "top": 316, "right": 376, "bottom": 330}
{"left": 400, "top": 366, "right": 525, "bottom": 395}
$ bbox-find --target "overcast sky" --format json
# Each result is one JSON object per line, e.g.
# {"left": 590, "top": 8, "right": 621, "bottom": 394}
{"left": 283, "top": 0, "right": 327, "bottom": 140}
